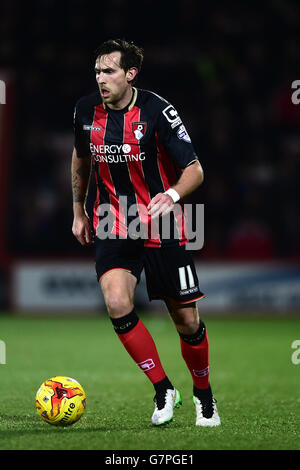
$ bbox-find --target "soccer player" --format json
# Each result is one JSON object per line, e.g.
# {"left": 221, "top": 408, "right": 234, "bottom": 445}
{"left": 71, "top": 39, "right": 220, "bottom": 427}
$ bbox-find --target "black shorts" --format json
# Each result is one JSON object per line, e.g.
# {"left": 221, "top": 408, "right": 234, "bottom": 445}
{"left": 95, "top": 238, "right": 204, "bottom": 304}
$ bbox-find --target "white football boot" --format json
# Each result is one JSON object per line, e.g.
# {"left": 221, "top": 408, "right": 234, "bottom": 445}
{"left": 193, "top": 395, "right": 221, "bottom": 427}
{"left": 151, "top": 388, "right": 182, "bottom": 425}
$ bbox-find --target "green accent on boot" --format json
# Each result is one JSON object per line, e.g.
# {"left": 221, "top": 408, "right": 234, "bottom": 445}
{"left": 175, "top": 390, "right": 183, "bottom": 408}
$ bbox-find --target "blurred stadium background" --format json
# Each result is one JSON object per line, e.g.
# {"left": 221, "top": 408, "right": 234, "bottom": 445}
{"left": 1, "top": 0, "right": 300, "bottom": 315}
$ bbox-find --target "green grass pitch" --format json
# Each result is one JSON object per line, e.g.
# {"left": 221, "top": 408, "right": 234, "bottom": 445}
{"left": 0, "top": 313, "right": 299, "bottom": 450}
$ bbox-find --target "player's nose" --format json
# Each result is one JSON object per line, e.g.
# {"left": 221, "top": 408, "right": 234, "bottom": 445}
{"left": 97, "top": 72, "right": 105, "bottom": 84}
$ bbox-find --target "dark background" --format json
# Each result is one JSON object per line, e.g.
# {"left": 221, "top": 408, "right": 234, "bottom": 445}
{"left": 1, "top": 0, "right": 300, "bottom": 262}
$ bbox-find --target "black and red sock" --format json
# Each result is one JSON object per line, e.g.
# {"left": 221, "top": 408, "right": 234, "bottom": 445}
{"left": 179, "top": 320, "right": 210, "bottom": 391}
{"left": 110, "top": 310, "right": 171, "bottom": 388}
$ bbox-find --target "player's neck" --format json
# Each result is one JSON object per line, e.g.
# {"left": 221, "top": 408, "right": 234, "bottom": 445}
{"left": 107, "top": 87, "right": 133, "bottom": 111}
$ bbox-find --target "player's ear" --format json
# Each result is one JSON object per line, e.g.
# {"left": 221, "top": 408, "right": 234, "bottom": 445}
{"left": 126, "top": 67, "right": 138, "bottom": 84}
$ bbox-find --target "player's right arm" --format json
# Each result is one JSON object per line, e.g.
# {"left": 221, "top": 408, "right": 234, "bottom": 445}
{"left": 71, "top": 147, "right": 93, "bottom": 246}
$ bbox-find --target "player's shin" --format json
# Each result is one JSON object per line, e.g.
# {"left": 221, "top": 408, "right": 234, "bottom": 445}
{"left": 179, "top": 320, "right": 210, "bottom": 390}
{"left": 110, "top": 309, "right": 168, "bottom": 384}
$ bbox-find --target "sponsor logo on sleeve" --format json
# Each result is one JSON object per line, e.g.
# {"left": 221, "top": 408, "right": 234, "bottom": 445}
{"left": 177, "top": 124, "right": 191, "bottom": 143}
{"left": 162, "top": 104, "right": 182, "bottom": 129}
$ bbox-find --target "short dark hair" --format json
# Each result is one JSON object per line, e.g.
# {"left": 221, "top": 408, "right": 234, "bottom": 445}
{"left": 94, "top": 39, "right": 144, "bottom": 84}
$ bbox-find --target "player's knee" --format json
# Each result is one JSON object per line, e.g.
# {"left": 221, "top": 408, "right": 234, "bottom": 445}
{"left": 170, "top": 305, "right": 199, "bottom": 335}
{"left": 175, "top": 317, "right": 199, "bottom": 335}
{"left": 179, "top": 319, "right": 206, "bottom": 345}
{"left": 105, "top": 294, "right": 133, "bottom": 318}
{"left": 100, "top": 275, "right": 135, "bottom": 317}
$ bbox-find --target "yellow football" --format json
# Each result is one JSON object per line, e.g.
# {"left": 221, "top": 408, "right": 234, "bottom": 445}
{"left": 35, "top": 376, "right": 86, "bottom": 426}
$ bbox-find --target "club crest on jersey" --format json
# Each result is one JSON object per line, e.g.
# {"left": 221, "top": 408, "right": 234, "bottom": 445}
{"left": 132, "top": 122, "right": 147, "bottom": 141}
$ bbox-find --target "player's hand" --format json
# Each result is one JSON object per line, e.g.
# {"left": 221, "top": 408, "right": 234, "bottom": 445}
{"left": 147, "top": 193, "right": 174, "bottom": 219}
{"left": 72, "top": 213, "right": 94, "bottom": 246}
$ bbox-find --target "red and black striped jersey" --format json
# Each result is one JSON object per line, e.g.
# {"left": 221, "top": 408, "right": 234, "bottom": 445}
{"left": 73, "top": 87, "right": 199, "bottom": 247}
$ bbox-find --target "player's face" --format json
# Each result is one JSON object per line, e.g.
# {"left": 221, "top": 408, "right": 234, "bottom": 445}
{"left": 95, "top": 52, "right": 134, "bottom": 109}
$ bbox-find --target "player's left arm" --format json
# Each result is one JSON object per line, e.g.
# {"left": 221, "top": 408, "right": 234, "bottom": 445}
{"left": 147, "top": 160, "right": 203, "bottom": 218}
{"left": 147, "top": 99, "right": 204, "bottom": 219}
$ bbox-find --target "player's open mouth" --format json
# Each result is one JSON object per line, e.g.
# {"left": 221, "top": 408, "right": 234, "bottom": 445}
{"left": 101, "top": 89, "right": 110, "bottom": 98}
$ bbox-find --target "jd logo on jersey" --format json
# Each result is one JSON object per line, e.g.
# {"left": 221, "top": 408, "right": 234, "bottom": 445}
{"left": 132, "top": 122, "right": 147, "bottom": 141}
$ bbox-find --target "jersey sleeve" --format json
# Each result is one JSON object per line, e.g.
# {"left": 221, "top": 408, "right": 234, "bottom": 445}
{"left": 73, "top": 101, "right": 91, "bottom": 158}
{"left": 156, "top": 102, "right": 198, "bottom": 168}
